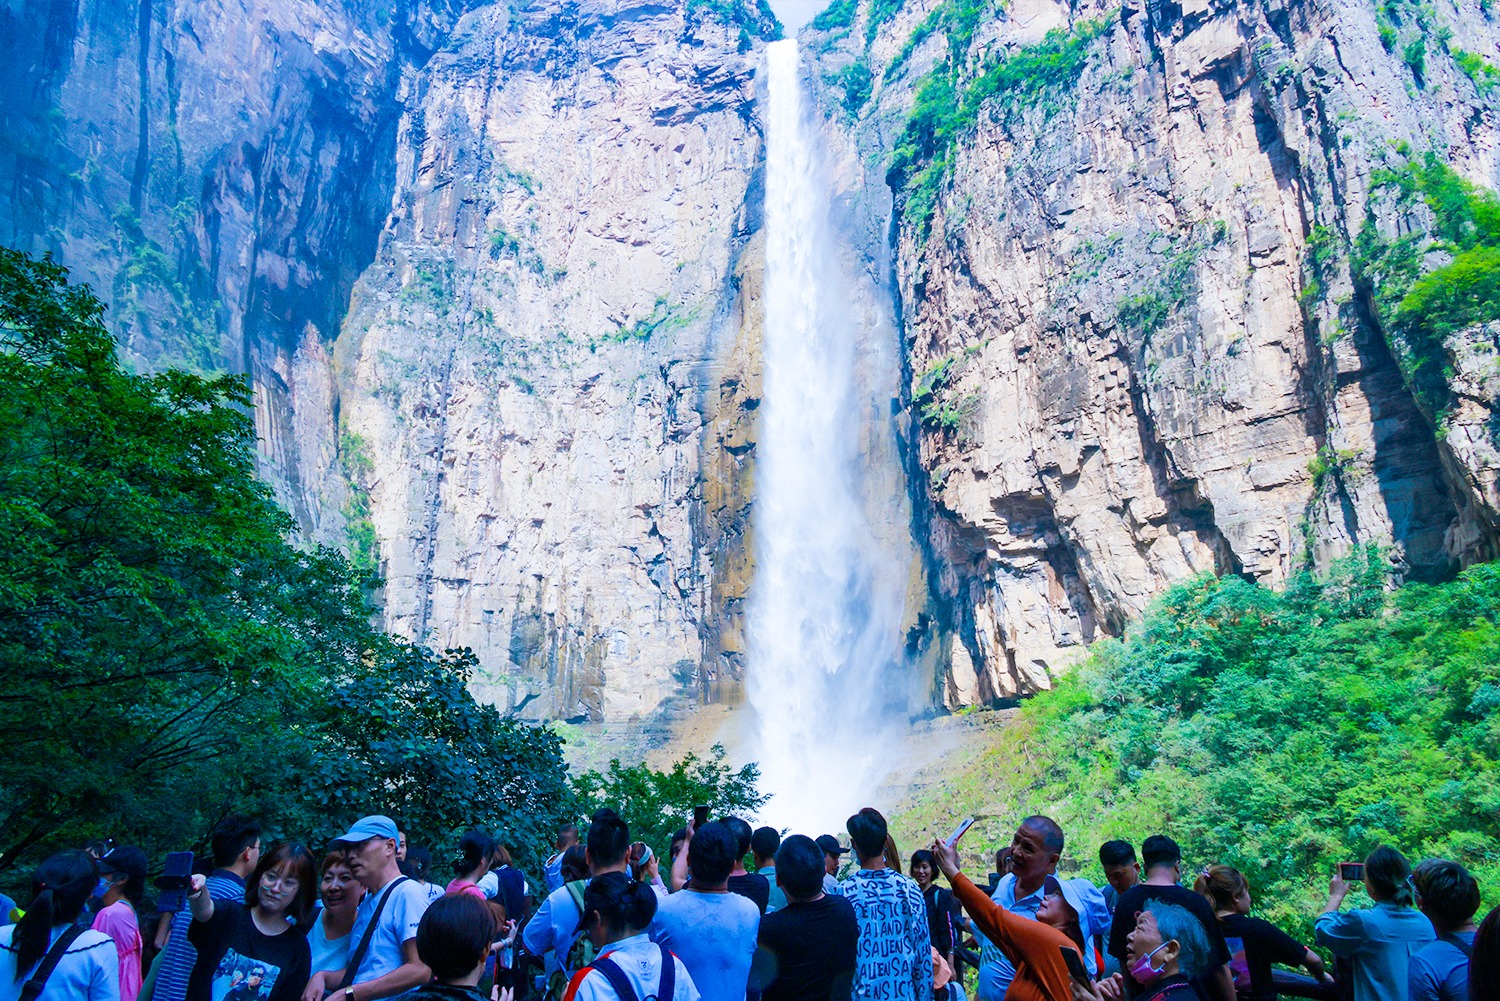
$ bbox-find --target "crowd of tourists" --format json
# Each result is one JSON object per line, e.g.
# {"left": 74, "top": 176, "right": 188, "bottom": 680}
{"left": 1, "top": 808, "right": 1494, "bottom": 1001}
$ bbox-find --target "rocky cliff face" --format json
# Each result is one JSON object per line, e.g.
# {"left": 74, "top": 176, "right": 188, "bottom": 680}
{"left": 1, "top": 0, "right": 774, "bottom": 727}
{"left": 808, "top": 0, "right": 1500, "bottom": 703}
{"left": 11, "top": 0, "right": 1500, "bottom": 728}
{"left": 335, "top": 0, "right": 770, "bottom": 722}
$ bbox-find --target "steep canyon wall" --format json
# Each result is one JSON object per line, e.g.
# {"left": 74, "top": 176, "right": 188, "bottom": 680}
{"left": 0, "top": 0, "right": 775, "bottom": 729}
{"left": 807, "top": 0, "right": 1500, "bottom": 704}
{"left": 8, "top": 0, "right": 1500, "bottom": 728}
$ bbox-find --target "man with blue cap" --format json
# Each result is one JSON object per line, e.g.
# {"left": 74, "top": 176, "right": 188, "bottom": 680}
{"left": 302, "top": 816, "right": 431, "bottom": 1001}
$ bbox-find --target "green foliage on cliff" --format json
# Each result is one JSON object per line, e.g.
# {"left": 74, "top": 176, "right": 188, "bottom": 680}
{"left": 339, "top": 428, "right": 380, "bottom": 582}
{"left": 913, "top": 354, "right": 981, "bottom": 441}
{"left": 686, "top": 0, "right": 782, "bottom": 43}
{"left": 573, "top": 745, "right": 770, "bottom": 862}
{"left": 812, "top": 0, "right": 857, "bottom": 31}
{"left": 1353, "top": 153, "right": 1500, "bottom": 418}
{"left": 1453, "top": 49, "right": 1500, "bottom": 93}
{"left": 111, "top": 205, "right": 223, "bottom": 374}
{"left": 1116, "top": 233, "right": 1207, "bottom": 339}
{"left": 592, "top": 297, "right": 694, "bottom": 348}
{"left": 0, "top": 248, "right": 573, "bottom": 879}
{"left": 889, "top": 18, "right": 1111, "bottom": 235}
{"left": 831, "top": 58, "right": 875, "bottom": 115}
{"left": 865, "top": 0, "right": 904, "bottom": 42}
{"left": 892, "top": 547, "right": 1500, "bottom": 941}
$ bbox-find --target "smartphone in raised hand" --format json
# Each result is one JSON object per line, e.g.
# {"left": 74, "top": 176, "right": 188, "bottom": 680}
{"left": 693, "top": 805, "right": 710, "bottom": 830}
{"left": 944, "top": 817, "right": 977, "bottom": 848}
{"left": 1339, "top": 862, "right": 1365, "bottom": 882}
{"left": 154, "top": 851, "right": 195, "bottom": 912}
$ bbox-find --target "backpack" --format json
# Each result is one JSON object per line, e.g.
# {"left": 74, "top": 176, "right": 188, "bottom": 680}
{"left": 20, "top": 927, "right": 84, "bottom": 1001}
{"left": 584, "top": 946, "right": 676, "bottom": 1001}
{"left": 544, "top": 881, "right": 598, "bottom": 1001}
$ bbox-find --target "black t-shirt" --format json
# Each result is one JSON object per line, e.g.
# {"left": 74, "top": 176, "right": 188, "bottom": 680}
{"left": 1143, "top": 975, "right": 1201, "bottom": 1001}
{"left": 752, "top": 895, "right": 859, "bottom": 1001}
{"left": 730, "top": 873, "right": 772, "bottom": 915}
{"left": 923, "top": 885, "right": 959, "bottom": 956}
{"left": 187, "top": 900, "right": 312, "bottom": 1001}
{"left": 1109, "top": 885, "right": 1230, "bottom": 1000}
{"left": 1218, "top": 914, "right": 1306, "bottom": 1001}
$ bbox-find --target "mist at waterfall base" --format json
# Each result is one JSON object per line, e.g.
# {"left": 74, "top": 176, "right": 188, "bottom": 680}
{"left": 745, "top": 39, "right": 912, "bottom": 837}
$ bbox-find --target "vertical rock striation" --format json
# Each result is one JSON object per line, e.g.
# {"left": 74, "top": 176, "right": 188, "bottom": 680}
{"left": 0, "top": 0, "right": 773, "bottom": 727}
{"left": 337, "top": 0, "right": 769, "bottom": 722}
{"left": 810, "top": 0, "right": 1500, "bottom": 703}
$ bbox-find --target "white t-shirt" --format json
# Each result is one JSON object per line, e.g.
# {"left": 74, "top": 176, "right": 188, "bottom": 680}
{"left": 0, "top": 925, "right": 120, "bottom": 1001}
{"left": 561, "top": 933, "right": 698, "bottom": 1001}
{"left": 348, "top": 878, "right": 430, "bottom": 984}
{"left": 475, "top": 873, "right": 499, "bottom": 900}
{"left": 307, "top": 914, "right": 350, "bottom": 979}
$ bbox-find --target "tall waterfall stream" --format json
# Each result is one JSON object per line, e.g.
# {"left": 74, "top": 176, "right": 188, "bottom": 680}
{"left": 746, "top": 38, "right": 914, "bottom": 833}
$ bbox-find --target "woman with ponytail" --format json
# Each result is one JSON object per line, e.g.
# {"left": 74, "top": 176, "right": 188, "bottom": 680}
{"left": 1315, "top": 846, "right": 1434, "bottom": 1001}
{"left": 1193, "top": 865, "right": 1327, "bottom": 1001}
{"left": 445, "top": 832, "right": 495, "bottom": 905}
{"left": 0, "top": 850, "right": 120, "bottom": 1001}
{"left": 560, "top": 872, "right": 698, "bottom": 1001}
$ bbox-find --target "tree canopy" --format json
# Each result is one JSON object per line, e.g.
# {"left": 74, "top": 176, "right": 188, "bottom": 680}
{"left": 572, "top": 744, "right": 770, "bottom": 862}
{"left": 0, "top": 248, "right": 572, "bottom": 885}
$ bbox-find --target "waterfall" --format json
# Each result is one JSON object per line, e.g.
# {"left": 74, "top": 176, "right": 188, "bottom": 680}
{"left": 747, "top": 38, "right": 910, "bottom": 834}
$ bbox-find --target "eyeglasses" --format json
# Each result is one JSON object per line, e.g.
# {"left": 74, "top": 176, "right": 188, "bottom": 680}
{"left": 260, "top": 872, "right": 300, "bottom": 891}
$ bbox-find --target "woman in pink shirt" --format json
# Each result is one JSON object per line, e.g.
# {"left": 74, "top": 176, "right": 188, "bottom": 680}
{"left": 445, "top": 830, "right": 496, "bottom": 902}
{"left": 91, "top": 846, "right": 147, "bottom": 1001}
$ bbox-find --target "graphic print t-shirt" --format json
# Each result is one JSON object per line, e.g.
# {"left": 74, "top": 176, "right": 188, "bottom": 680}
{"left": 838, "top": 868, "right": 933, "bottom": 1001}
{"left": 1218, "top": 914, "right": 1307, "bottom": 1001}
{"left": 187, "top": 901, "right": 311, "bottom": 1001}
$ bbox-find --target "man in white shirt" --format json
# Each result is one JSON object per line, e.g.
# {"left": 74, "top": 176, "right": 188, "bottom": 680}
{"left": 302, "top": 815, "right": 431, "bottom": 1001}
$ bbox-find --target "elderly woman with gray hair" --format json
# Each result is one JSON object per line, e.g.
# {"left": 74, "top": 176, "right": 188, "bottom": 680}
{"left": 1077, "top": 901, "right": 1214, "bottom": 1001}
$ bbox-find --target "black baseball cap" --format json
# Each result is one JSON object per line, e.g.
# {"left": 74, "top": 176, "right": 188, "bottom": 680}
{"left": 816, "top": 835, "right": 849, "bottom": 856}
{"left": 99, "top": 846, "right": 149, "bottom": 881}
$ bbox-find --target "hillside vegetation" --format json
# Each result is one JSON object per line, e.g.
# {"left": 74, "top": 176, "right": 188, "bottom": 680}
{"left": 891, "top": 548, "right": 1500, "bottom": 940}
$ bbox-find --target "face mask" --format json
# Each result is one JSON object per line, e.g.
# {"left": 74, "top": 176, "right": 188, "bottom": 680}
{"left": 1130, "top": 942, "right": 1170, "bottom": 986}
{"left": 91, "top": 877, "right": 112, "bottom": 901}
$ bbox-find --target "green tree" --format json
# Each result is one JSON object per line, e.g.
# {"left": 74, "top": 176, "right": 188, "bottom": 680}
{"left": 0, "top": 248, "right": 367, "bottom": 869}
{"left": 295, "top": 642, "right": 575, "bottom": 874}
{"left": 572, "top": 745, "right": 769, "bottom": 861}
{"left": 0, "top": 248, "right": 574, "bottom": 888}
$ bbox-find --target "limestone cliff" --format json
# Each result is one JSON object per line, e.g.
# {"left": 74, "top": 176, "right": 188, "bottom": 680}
{"left": 336, "top": 0, "right": 770, "bottom": 722}
{"left": 809, "top": 0, "right": 1500, "bottom": 703}
{"left": 0, "top": 0, "right": 773, "bottom": 726}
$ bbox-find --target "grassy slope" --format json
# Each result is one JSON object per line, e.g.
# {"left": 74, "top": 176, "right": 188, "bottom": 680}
{"left": 888, "top": 547, "right": 1500, "bottom": 944}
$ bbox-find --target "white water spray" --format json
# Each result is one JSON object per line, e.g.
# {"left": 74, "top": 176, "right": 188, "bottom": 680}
{"left": 747, "top": 39, "right": 909, "bottom": 834}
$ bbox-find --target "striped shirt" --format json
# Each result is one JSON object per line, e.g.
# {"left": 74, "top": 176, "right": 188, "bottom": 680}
{"left": 151, "top": 872, "right": 245, "bottom": 1001}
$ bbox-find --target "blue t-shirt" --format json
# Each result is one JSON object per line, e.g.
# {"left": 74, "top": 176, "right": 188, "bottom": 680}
{"left": 1409, "top": 934, "right": 1475, "bottom": 1001}
{"left": 348, "top": 878, "right": 430, "bottom": 984}
{"left": 522, "top": 882, "right": 587, "bottom": 976}
{"left": 1315, "top": 903, "right": 1436, "bottom": 1001}
{"left": 649, "top": 890, "right": 760, "bottom": 1001}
